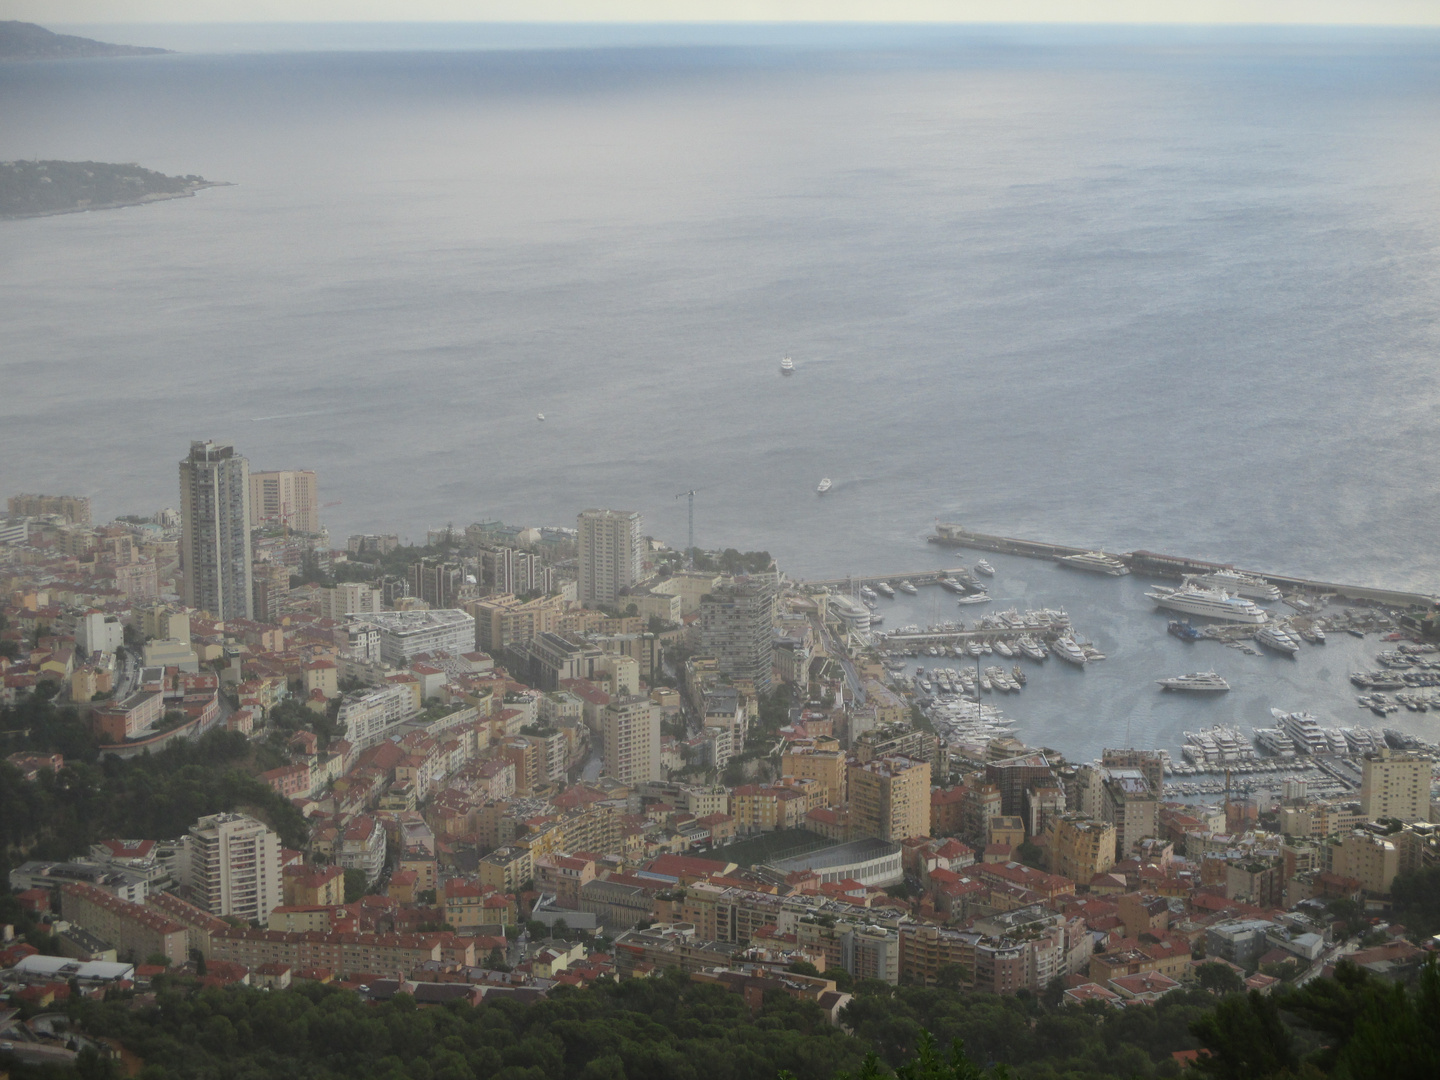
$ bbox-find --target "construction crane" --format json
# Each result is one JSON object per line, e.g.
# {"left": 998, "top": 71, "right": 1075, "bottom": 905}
{"left": 674, "top": 489, "right": 698, "bottom": 569}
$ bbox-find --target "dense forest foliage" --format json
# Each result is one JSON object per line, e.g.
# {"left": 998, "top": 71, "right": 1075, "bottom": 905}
{"left": 0, "top": 712, "right": 309, "bottom": 876}
{"left": 0, "top": 160, "right": 206, "bottom": 218}
{"left": 0, "top": 951, "right": 1437, "bottom": 1080}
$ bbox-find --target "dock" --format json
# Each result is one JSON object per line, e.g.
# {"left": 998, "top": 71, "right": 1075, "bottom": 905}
{"left": 928, "top": 523, "right": 1440, "bottom": 610}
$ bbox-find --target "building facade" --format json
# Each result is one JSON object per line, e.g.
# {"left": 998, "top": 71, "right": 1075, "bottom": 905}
{"left": 848, "top": 755, "right": 931, "bottom": 842}
{"left": 602, "top": 694, "right": 662, "bottom": 785}
{"left": 699, "top": 580, "right": 775, "bottom": 693}
{"left": 577, "top": 509, "right": 643, "bottom": 606}
{"left": 183, "top": 813, "right": 283, "bottom": 926}
{"left": 248, "top": 469, "right": 319, "bottom": 534}
{"left": 1360, "top": 749, "right": 1430, "bottom": 823}
{"left": 179, "top": 441, "right": 254, "bottom": 620}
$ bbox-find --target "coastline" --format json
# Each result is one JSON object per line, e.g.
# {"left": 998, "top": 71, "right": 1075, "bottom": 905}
{"left": 0, "top": 180, "right": 232, "bottom": 221}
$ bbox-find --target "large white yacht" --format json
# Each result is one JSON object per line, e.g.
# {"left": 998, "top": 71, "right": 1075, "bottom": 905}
{"left": 1186, "top": 569, "right": 1281, "bottom": 602}
{"left": 1256, "top": 624, "right": 1302, "bottom": 656}
{"left": 1273, "top": 708, "right": 1330, "bottom": 756}
{"left": 1057, "top": 551, "right": 1130, "bottom": 576}
{"left": 1051, "top": 635, "right": 1088, "bottom": 665}
{"left": 1252, "top": 727, "right": 1297, "bottom": 758}
{"left": 1158, "top": 672, "right": 1231, "bottom": 693}
{"left": 898, "top": 580, "right": 918, "bottom": 595}
{"left": 1145, "top": 584, "right": 1269, "bottom": 624}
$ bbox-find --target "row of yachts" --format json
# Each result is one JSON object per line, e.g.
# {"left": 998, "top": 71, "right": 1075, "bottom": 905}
{"left": 1174, "top": 710, "right": 1434, "bottom": 767}
{"left": 912, "top": 665, "right": 1028, "bottom": 695}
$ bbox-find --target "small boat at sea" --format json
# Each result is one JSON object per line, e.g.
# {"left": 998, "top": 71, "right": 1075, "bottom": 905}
{"left": 781, "top": 355, "right": 794, "bottom": 374}
{"left": 537, "top": 413, "right": 545, "bottom": 421}
{"left": 816, "top": 478, "right": 832, "bottom": 494}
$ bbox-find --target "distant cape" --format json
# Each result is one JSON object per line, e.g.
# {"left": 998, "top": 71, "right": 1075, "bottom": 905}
{"left": 0, "top": 21, "right": 172, "bottom": 60}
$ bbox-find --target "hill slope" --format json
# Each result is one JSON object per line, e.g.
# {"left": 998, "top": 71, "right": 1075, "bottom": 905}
{"left": 0, "top": 21, "right": 171, "bottom": 60}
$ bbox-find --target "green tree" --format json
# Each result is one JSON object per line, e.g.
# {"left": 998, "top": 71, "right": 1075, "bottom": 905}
{"left": 1189, "top": 990, "right": 1298, "bottom": 1080}
{"left": 1195, "top": 961, "right": 1245, "bottom": 996}
{"left": 343, "top": 868, "right": 367, "bottom": 903}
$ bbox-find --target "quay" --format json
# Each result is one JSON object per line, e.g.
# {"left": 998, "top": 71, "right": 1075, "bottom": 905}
{"left": 799, "top": 568, "right": 970, "bottom": 590}
{"left": 928, "top": 523, "right": 1440, "bottom": 609}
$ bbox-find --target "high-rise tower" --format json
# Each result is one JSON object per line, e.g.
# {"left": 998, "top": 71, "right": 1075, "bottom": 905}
{"left": 179, "top": 441, "right": 254, "bottom": 620}
{"left": 576, "top": 508, "right": 643, "bottom": 606}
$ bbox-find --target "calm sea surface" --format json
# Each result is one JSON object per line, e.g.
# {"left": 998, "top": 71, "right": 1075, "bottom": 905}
{"left": 4, "top": 25, "right": 1440, "bottom": 759}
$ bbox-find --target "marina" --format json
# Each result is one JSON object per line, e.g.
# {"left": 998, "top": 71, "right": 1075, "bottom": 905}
{"left": 799, "top": 523, "right": 1440, "bottom": 770}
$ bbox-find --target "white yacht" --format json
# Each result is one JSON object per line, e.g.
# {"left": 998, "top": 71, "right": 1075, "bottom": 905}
{"left": 1253, "top": 728, "right": 1298, "bottom": 757}
{"left": 975, "top": 560, "right": 996, "bottom": 577}
{"left": 1051, "top": 635, "right": 1087, "bottom": 665}
{"left": 1017, "top": 636, "right": 1048, "bottom": 661}
{"left": 994, "top": 639, "right": 1014, "bottom": 659}
{"left": 875, "top": 581, "right": 895, "bottom": 598}
{"left": 781, "top": 355, "right": 794, "bottom": 374}
{"left": 898, "top": 580, "right": 918, "bottom": 595}
{"left": 1057, "top": 551, "right": 1130, "bottom": 576}
{"left": 1186, "top": 569, "right": 1281, "bottom": 602}
{"left": 1145, "top": 585, "right": 1269, "bottom": 624}
{"left": 956, "top": 592, "right": 991, "bottom": 606}
{"left": 1273, "top": 709, "right": 1330, "bottom": 756}
{"left": 1158, "top": 672, "right": 1231, "bottom": 693}
{"left": 816, "top": 478, "right": 832, "bottom": 494}
{"left": 1255, "top": 624, "right": 1302, "bottom": 656}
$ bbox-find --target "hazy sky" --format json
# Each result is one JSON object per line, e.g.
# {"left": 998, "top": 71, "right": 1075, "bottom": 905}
{"left": 16, "top": 1, "right": 1440, "bottom": 26}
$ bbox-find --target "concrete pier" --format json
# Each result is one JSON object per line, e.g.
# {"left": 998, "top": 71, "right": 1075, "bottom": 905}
{"left": 929, "top": 523, "right": 1440, "bottom": 610}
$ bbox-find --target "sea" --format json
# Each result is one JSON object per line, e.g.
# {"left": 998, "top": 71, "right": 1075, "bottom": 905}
{"left": 4, "top": 23, "right": 1440, "bottom": 763}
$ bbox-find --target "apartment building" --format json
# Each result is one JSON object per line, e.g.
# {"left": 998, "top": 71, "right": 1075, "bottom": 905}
{"left": 602, "top": 694, "right": 662, "bottom": 784}
{"left": 699, "top": 579, "right": 775, "bottom": 693}
{"left": 576, "top": 509, "right": 643, "bottom": 606}
{"left": 179, "top": 441, "right": 253, "bottom": 620}
{"left": 848, "top": 755, "right": 931, "bottom": 842}
{"left": 182, "top": 813, "right": 283, "bottom": 926}
{"left": 468, "top": 593, "right": 563, "bottom": 653}
{"left": 60, "top": 882, "right": 189, "bottom": 965}
{"left": 248, "top": 469, "right": 319, "bottom": 534}
{"left": 1046, "top": 814, "right": 1117, "bottom": 883}
{"left": 336, "top": 683, "right": 418, "bottom": 747}
{"left": 1360, "top": 749, "right": 1431, "bottom": 823}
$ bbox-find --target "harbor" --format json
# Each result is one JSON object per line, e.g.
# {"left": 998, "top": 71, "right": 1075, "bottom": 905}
{"left": 795, "top": 524, "right": 1440, "bottom": 782}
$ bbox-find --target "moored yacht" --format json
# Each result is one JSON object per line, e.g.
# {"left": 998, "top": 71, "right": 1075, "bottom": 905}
{"left": 1273, "top": 708, "right": 1330, "bottom": 756}
{"left": 1256, "top": 624, "right": 1302, "bottom": 656}
{"left": 1186, "top": 569, "right": 1282, "bottom": 602}
{"left": 1057, "top": 551, "right": 1130, "bottom": 576}
{"left": 1158, "top": 672, "right": 1231, "bottom": 693}
{"left": 1146, "top": 584, "right": 1269, "bottom": 624}
{"left": 875, "top": 581, "right": 895, "bottom": 598}
{"left": 898, "top": 580, "right": 918, "bottom": 595}
{"left": 1051, "top": 635, "right": 1087, "bottom": 665}
{"left": 975, "top": 560, "right": 996, "bottom": 577}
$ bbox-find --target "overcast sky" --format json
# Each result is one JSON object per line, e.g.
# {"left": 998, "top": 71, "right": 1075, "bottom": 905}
{"left": 15, "top": 1, "right": 1440, "bottom": 26}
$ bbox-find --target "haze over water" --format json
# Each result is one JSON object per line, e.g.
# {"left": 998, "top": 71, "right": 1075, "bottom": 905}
{"left": 4, "top": 24, "right": 1440, "bottom": 758}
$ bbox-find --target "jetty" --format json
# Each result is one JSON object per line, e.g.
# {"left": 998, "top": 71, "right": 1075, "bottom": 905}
{"left": 928, "top": 523, "right": 1440, "bottom": 609}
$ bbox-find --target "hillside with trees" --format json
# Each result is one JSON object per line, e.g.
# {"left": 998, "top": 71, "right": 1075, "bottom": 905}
{"left": 0, "top": 22, "right": 169, "bottom": 61}
{"left": 0, "top": 160, "right": 221, "bottom": 220}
